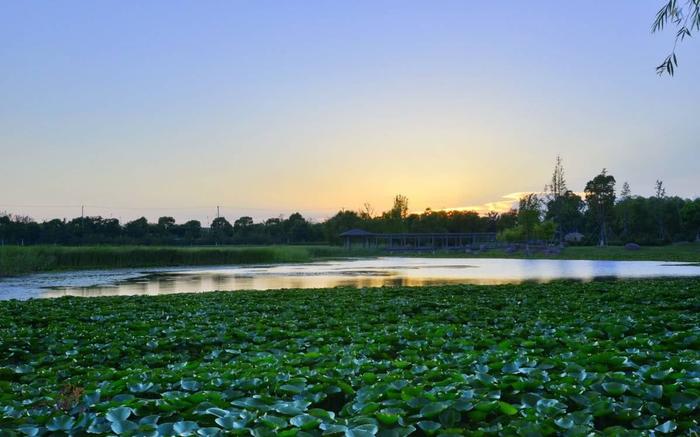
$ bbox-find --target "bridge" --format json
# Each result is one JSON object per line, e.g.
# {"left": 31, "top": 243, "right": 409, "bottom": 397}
{"left": 339, "top": 229, "right": 499, "bottom": 251}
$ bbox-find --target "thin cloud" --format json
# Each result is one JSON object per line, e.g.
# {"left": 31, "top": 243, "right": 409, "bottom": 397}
{"left": 437, "top": 192, "right": 535, "bottom": 215}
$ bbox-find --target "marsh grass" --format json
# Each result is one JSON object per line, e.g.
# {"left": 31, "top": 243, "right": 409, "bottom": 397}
{"left": 2, "top": 243, "right": 698, "bottom": 277}
{"left": 402, "top": 243, "right": 700, "bottom": 263}
{"left": 0, "top": 245, "right": 379, "bottom": 277}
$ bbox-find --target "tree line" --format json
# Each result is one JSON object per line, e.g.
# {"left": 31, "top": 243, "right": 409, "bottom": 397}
{"left": 497, "top": 158, "right": 700, "bottom": 246}
{"left": 2, "top": 158, "right": 699, "bottom": 246}
{"left": 0, "top": 213, "right": 324, "bottom": 246}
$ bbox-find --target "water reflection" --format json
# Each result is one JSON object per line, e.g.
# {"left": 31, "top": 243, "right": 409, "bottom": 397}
{"left": 0, "top": 257, "right": 699, "bottom": 300}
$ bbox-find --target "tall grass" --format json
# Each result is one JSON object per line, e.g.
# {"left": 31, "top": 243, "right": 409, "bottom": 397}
{"left": 0, "top": 245, "right": 370, "bottom": 277}
{"left": 5, "top": 243, "right": 696, "bottom": 277}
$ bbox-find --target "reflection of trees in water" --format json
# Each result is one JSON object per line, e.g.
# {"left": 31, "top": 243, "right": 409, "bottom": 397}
{"left": 31, "top": 260, "right": 700, "bottom": 299}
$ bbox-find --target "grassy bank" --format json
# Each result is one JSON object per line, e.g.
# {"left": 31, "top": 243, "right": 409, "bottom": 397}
{"left": 0, "top": 245, "right": 380, "bottom": 277}
{"left": 1, "top": 243, "right": 699, "bottom": 277}
{"left": 401, "top": 243, "right": 700, "bottom": 263}
{"left": 1, "top": 279, "right": 699, "bottom": 434}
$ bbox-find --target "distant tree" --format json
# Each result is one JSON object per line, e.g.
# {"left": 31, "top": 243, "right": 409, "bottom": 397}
{"left": 324, "top": 210, "right": 364, "bottom": 243}
{"left": 379, "top": 194, "right": 410, "bottom": 233}
{"left": 546, "top": 190, "right": 584, "bottom": 239}
{"left": 496, "top": 210, "right": 518, "bottom": 231}
{"left": 655, "top": 180, "right": 667, "bottom": 198}
{"left": 544, "top": 155, "right": 567, "bottom": 199}
{"left": 125, "top": 217, "right": 150, "bottom": 239}
{"left": 681, "top": 199, "right": 700, "bottom": 241}
{"left": 620, "top": 182, "right": 632, "bottom": 200}
{"left": 154, "top": 216, "right": 176, "bottom": 239}
{"left": 211, "top": 217, "right": 234, "bottom": 242}
{"left": 517, "top": 193, "right": 542, "bottom": 242}
{"left": 285, "top": 213, "right": 312, "bottom": 243}
{"left": 390, "top": 195, "right": 409, "bottom": 220}
{"left": 158, "top": 216, "right": 176, "bottom": 229}
{"left": 616, "top": 182, "right": 633, "bottom": 240}
{"left": 264, "top": 217, "right": 284, "bottom": 243}
{"left": 483, "top": 211, "right": 499, "bottom": 232}
{"left": 652, "top": 180, "right": 669, "bottom": 241}
{"left": 360, "top": 202, "right": 375, "bottom": 220}
{"left": 653, "top": 0, "right": 700, "bottom": 75}
{"left": 544, "top": 156, "right": 574, "bottom": 241}
{"left": 233, "top": 216, "right": 253, "bottom": 230}
{"left": 584, "top": 169, "right": 616, "bottom": 246}
{"left": 41, "top": 218, "right": 67, "bottom": 244}
{"left": 101, "top": 218, "right": 122, "bottom": 240}
{"left": 180, "top": 220, "right": 202, "bottom": 241}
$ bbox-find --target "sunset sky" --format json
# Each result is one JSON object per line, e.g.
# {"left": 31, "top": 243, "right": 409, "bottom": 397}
{"left": 2, "top": 1, "right": 699, "bottom": 223}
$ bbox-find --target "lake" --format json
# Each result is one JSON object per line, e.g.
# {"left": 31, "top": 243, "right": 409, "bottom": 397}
{"left": 1, "top": 257, "right": 700, "bottom": 300}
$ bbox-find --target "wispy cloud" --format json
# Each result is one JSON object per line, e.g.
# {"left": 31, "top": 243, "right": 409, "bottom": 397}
{"left": 436, "top": 192, "right": 534, "bottom": 214}
{"left": 436, "top": 190, "right": 587, "bottom": 215}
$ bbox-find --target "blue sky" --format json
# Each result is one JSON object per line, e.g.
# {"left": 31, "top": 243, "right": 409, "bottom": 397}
{"left": 1, "top": 1, "right": 699, "bottom": 223}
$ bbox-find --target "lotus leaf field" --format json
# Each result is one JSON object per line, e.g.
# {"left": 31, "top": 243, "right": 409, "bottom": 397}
{"left": 1, "top": 279, "right": 700, "bottom": 436}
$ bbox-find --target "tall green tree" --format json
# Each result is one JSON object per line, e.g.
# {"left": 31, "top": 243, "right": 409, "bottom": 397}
{"left": 518, "top": 193, "right": 542, "bottom": 242}
{"left": 544, "top": 156, "right": 572, "bottom": 241}
{"left": 681, "top": 199, "right": 700, "bottom": 241}
{"left": 546, "top": 190, "right": 584, "bottom": 238}
{"left": 390, "top": 195, "right": 409, "bottom": 220}
{"left": 584, "top": 169, "right": 616, "bottom": 246}
{"left": 616, "top": 182, "right": 633, "bottom": 241}
{"left": 651, "top": 180, "right": 669, "bottom": 241}
{"left": 211, "top": 217, "right": 233, "bottom": 242}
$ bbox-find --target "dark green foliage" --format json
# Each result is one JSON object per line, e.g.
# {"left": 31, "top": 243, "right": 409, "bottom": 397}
{"left": 681, "top": 199, "right": 700, "bottom": 241}
{"left": 585, "top": 170, "right": 617, "bottom": 246}
{"left": 614, "top": 196, "right": 692, "bottom": 245}
{"left": 0, "top": 213, "right": 324, "bottom": 246}
{"left": 545, "top": 191, "right": 584, "bottom": 240}
{"left": 1, "top": 279, "right": 699, "bottom": 434}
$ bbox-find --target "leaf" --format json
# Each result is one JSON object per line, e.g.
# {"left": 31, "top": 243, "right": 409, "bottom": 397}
{"left": 420, "top": 401, "right": 450, "bottom": 418}
{"left": 106, "top": 406, "right": 133, "bottom": 423}
{"left": 129, "top": 382, "right": 154, "bottom": 393}
{"left": 602, "top": 382, "right": 628, "bottom": 396}
{"left": 290, "top": 414, "right": 321, "bottom": 431}
{"left": 261, "top": 414, "right": 288, "bottom": 429}
{"left": 16, "top": 425, "right": 41, "bottom": 437}
{"left": 215, "top": 416, "right": 247, "bottom": 430}
{"left": 375, "top": 408, "right": 402, "bottom": 426}
{"left": 416, "top": 421, "right": 441, "bottom": 434}
{"left": 655, "top": 420, "right": 677, "bottom": 434}
{"left": 181, "top": 378, "right": 201, "bottom": 392}
{"left": 46, "top": 415, "right": 75, "bottom": 432}
{"left": 498, "top": 401, "right": 518, "bottom": 416}
{"left": 173, "top": 421, "right": 200, "bottom": 435}
{"left": 205, "top": 407, "right": 231, "bottom": 418}
{"left": 111, "top": 419, "right": 139, "bottom": 434}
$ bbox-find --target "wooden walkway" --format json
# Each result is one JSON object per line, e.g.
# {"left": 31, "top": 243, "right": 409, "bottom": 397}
{"left": 339, "top": 229, "right": 499, "bottom": 251}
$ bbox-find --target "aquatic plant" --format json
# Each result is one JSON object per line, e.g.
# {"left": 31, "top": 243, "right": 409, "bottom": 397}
{"left": 0, "top": 279, "right": 699, "bottom": 435}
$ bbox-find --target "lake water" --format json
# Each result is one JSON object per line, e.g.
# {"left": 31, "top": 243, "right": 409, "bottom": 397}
{"left": 1, "top": 257, "right": 699, "bottom": 300}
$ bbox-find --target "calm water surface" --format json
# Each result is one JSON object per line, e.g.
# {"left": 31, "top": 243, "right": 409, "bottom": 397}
{"left": 1, "top": 257, "right": 700, "bottom": 300}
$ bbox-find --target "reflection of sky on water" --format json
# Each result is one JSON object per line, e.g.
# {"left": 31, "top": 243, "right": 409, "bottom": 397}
{"left": 0, "top": 257, "right": 698, "bottom": 300}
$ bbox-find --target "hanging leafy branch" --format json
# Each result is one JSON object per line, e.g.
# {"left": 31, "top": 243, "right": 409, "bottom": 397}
{"left": 653, "top": 0, "right": 700, "bottom": 75}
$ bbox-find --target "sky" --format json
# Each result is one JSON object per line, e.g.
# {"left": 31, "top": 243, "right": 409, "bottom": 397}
{"left": 1, "top": 1, "right": 699, "bottom": 224}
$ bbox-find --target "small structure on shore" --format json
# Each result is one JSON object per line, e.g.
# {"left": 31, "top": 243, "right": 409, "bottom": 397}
{"left": 339, "top": 229, "right": 498, "bottom": 251}
{"left": 564, "top": 232, "right": 584, "bottom": 243}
